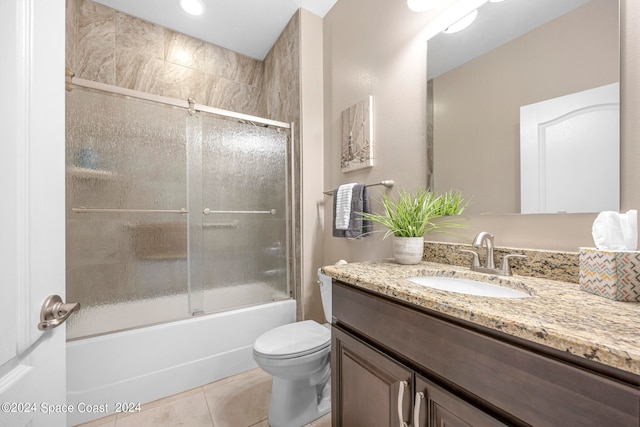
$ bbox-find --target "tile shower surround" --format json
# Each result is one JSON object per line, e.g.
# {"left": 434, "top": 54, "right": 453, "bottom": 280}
{"left": 65, "top": 0, "right": 303, "bottom": 315}
{"left": 68, "top": 0, "right": 262, "bottom": 113}
{"left": 65, "top": 0, "right": 300, "bottom": 119}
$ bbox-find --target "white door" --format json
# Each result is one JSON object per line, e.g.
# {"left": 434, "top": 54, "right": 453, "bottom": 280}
{"left": 520, "top": 83, "right": 620, "bottom": 214}
{"left": 0, "top": 1, "right": 69, "bottom": 426}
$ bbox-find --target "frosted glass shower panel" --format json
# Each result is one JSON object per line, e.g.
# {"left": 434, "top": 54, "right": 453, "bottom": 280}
{"left": 66, "top": 88, "right": 189, "bottom": 338}
{"left": 200, "top": 116, "right": 290, "bottom": 313}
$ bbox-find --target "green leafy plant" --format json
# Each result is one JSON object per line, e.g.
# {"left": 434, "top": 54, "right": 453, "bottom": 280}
{"left": 361, "top": 189, "right": 468, "bottom": 239}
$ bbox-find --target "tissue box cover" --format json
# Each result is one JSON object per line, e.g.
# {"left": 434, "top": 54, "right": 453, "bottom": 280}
{"left": 579, "top": 247, "right": 640, "bottom": 302}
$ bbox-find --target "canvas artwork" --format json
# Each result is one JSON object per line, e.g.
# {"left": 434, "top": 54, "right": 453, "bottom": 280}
{"left": 341, "top": 96, "right": 373, "bottom": 172}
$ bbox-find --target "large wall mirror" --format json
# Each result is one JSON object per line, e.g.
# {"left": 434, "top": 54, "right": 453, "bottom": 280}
{"left": 427, "top": 0, "right": 619, "bottom": 214}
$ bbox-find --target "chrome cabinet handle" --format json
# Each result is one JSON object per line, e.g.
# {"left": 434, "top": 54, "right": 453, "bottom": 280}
{"left": 397, "top": 380, "right": 408, "bottom": 427}
{"left": 413, "top": 391, "right": 425, "bottom": 427}
{"left": 38, "top": 295, "right": 80, "bottom": 331}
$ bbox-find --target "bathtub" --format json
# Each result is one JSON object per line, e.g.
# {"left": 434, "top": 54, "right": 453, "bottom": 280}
{"left": 66, "top": 296, "right": 295, "bottom": 426}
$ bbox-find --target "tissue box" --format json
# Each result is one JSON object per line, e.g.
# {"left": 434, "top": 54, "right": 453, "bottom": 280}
{"left": 579, "top": 247, "right": 640, "bottom": 302}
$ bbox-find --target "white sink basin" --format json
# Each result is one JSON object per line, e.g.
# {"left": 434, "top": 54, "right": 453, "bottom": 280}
{"left": 407, "top": 276, "right": 531, "bottom": 299}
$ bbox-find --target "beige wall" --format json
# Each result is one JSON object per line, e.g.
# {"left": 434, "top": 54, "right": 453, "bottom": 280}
{"left": 323, "top": 0, "right": 456, "bottom": 264}
{"left": 299, "top": 10, "right": 326, "bottom": 323}
{"left": 322, "top": 0, "right": 639, "bottom": 261}
{"left": 620, "top": 0, "right": 640, "bottom": 212}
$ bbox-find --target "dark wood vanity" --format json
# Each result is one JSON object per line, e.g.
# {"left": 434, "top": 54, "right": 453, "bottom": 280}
{"left": 331, "top": 280, "right": 640, "bottom": 427}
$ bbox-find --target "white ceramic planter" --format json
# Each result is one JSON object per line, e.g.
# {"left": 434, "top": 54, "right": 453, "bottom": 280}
{"left": 393, "top": 236, "right": 424, "bottom": 265}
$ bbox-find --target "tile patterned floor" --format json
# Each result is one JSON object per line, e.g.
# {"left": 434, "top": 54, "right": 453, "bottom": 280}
{"left": 74, "top": 368, "right": 331, "bottom": 427}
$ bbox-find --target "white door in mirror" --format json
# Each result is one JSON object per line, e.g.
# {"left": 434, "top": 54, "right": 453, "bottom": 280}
{"left": 520, "top": 83, "right": 619, "bottom": 214}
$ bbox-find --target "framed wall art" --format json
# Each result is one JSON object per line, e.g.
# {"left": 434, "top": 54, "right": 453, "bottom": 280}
{"left": 341, "top": 95, "right": 373, "bottom": 172}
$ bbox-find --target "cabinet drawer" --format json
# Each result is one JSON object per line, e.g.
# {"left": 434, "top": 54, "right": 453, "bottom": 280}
{"left": 333, "top": 281, "right": 640, "bottom": 427}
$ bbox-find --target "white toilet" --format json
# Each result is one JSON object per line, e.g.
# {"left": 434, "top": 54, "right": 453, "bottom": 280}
{"left": 252, "top": 268, "right": 333, "bottom": 427}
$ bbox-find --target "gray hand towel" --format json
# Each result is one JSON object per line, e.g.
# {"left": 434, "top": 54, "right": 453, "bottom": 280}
{"left": 332, "top": 184, "right": 371, "bottom": 239}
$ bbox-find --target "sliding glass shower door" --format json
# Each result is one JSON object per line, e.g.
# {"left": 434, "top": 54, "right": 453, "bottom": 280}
{"left": 66, "top": 86, "right": 293, "bottom": 340}
{"left": 66, "top": 88, "right": 190, "bottom": 339}
{"left": 188, "top": 114, "right": 292, "bottom": 315}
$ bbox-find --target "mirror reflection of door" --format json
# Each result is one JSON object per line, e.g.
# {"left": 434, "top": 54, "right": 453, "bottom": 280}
{"left": 428, "top": 0, "right": 619, "bottom": 214}
{"left": 520, "top": 83, "right": 619, "bottom": 214}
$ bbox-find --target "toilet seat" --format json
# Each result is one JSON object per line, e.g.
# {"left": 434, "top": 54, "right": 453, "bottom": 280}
{"left": 254, "top": 320, "right": 330, "bottom": 359}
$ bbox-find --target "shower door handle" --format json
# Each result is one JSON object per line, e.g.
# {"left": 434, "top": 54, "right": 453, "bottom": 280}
{"left": 38, "top": 295, "right": 80, "bottom": 331}
{"left": 203, "top": 208, "right": 276, "bottom": 215}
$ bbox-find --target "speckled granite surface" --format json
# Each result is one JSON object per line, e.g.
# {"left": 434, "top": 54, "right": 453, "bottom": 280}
{"left": 322, "top": 260, "right": 640, "bottom": 376}
{"left": 424, "top": 241, "right": 579, "bottom": 284}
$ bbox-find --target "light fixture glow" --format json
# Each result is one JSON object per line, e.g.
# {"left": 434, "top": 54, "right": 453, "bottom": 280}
{"left": 443, "top": 9, "right": 478, "bottom": 34}
{"left": 178, "top": 0, "right": 204, "bottom": 16}
{"left": 407, "top": 0, "right": 436, "bottom": 12}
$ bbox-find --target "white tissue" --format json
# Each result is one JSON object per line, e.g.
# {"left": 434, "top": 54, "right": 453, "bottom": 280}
{"left": 592, "top": 210, "right": 638, "bottom": 251}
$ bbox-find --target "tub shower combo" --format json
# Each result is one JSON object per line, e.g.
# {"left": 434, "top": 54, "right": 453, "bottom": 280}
{"left": 65, "top": 79, "right": 297, "bottom": 425}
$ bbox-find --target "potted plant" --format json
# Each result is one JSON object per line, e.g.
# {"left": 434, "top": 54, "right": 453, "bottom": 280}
{"left": 361, "top": 188, "right": 468, "bottom": 264}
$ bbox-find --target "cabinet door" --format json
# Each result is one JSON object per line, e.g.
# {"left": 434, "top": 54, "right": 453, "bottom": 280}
{"left": 332, "top": 326, "right": 413, "bottom": 427}
{"left": 414, "top": 374, "right": 507, "bottom": 427}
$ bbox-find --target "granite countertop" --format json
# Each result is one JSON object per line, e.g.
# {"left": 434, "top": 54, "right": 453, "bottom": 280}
{"left": 322, "top": 260, "right": 640, "bottom": 376}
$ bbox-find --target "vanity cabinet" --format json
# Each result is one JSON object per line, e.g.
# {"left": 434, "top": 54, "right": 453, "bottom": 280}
{"left": 331, "top": 280, "right": 640, "bottom": 427}
{"left": 333, "top": 326, "right": 505, "bottom": 427}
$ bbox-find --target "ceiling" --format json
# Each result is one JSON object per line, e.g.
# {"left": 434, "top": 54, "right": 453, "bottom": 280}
{"left": 427, "top": 0, "right": 593, "bottom": 79}
{"left": 93, "top": 0, "right": 339, "bottom": 60}
{"left": 93, "top": 0, "right": 596, "bottom": 72}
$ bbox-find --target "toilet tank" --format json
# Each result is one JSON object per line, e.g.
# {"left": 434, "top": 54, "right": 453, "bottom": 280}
{"left": 317, "top": 269, "right": 332, "bottom": 323}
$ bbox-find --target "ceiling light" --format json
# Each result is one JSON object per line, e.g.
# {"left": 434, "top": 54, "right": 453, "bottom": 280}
{"left": 178, "top": 0, "right": 204, "bottom": 16}
{"left": 407, "top": 0, "right": 436, "bottom": 12}
{"left": 443, "top": 9, "right": 478, "bottom": 34}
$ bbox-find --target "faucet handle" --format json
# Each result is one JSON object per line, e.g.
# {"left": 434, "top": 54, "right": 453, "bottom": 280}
{"left": 460, "top": 249, "right": 481, "bottom": 268}
{"left": 501, "top": 254, "right": 527, "bottom": 275}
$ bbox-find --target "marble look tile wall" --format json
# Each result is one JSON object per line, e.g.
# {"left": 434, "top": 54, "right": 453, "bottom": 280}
{"left": 65, "top": 0, "right": 78, "bottom": 73}
{"left": 260, "top": 12, "right": 300, "bottom": 124}
{"left": 423, "top": 241, "right": 580, "bottom": 284}
{"left": 66, "top": 0, "right": 265, "bottom": 116}
{"left": 259, "top": 12, "right": 303, "bottom": 317}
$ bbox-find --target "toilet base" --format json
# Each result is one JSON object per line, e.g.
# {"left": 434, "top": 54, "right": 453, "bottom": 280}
{"left": 268, "top": 376, "right": 331, "bottom": 427}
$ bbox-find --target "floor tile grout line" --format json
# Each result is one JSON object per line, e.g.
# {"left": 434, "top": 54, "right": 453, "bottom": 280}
{"left": 201, "top": 384, "right": 216, "bottom": 427}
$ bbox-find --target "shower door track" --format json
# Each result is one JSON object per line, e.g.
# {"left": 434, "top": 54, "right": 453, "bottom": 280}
{"left": 69, "top": 76, "right": 291, "bottom": 130}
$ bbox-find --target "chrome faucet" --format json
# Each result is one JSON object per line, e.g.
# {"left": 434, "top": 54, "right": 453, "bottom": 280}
{"left": 473, "top": 231, "right": 495, "bottom": 269}
{"left": 461, "top": 232, "right": 526, "bottom": 276}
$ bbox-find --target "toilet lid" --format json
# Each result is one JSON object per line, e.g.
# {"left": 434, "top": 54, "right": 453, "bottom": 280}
{"left": 254, "top": 320, "right": 330, "bottom": 359}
